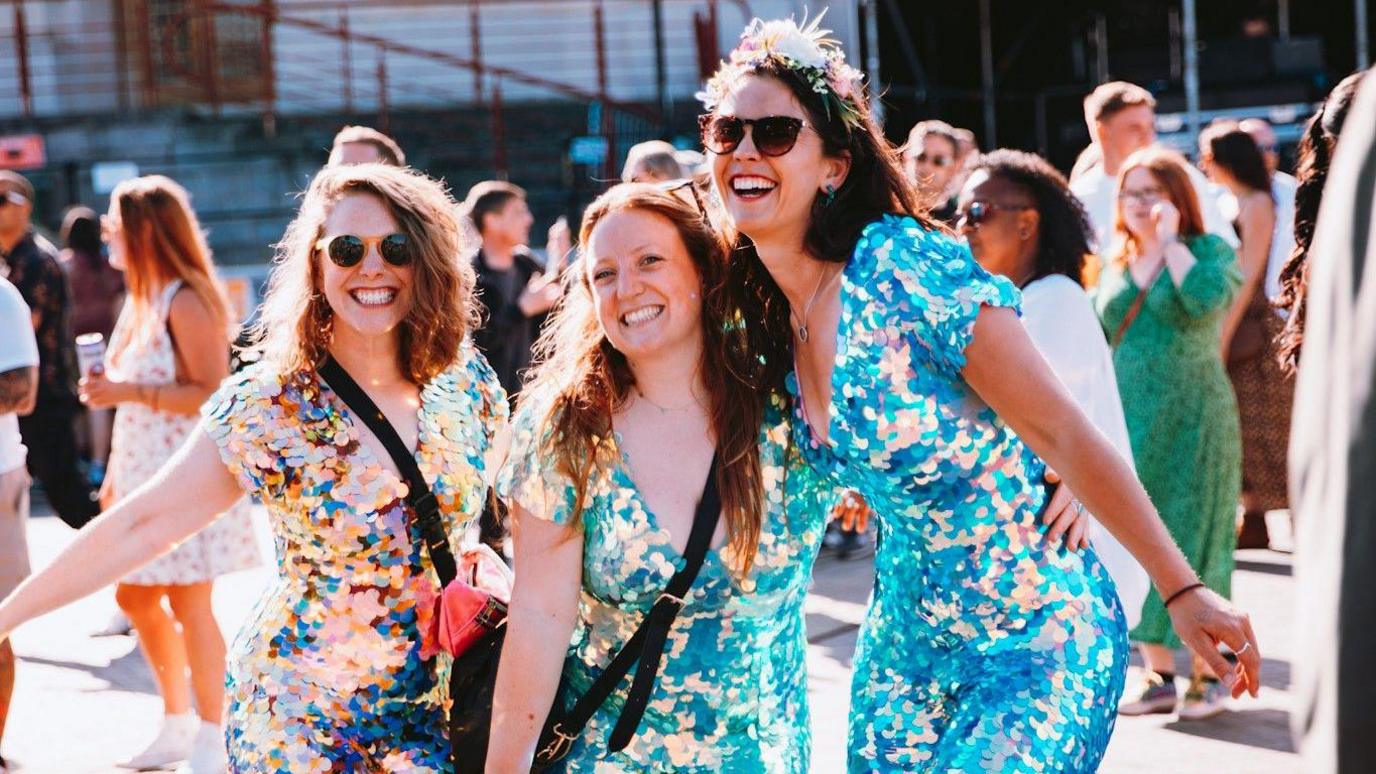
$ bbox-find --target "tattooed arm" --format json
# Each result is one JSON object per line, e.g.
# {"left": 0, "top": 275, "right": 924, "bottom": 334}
{"left": 0, "top": 365, "right": 37, "bottom": 416}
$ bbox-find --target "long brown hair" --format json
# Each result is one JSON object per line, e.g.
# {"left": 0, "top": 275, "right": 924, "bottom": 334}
{"left": 710, "top": 61, "right": 931, "bottom": 394}
{"left": 521, "top": 183, "right": 768, "bottom": 575}
{"left": 1108, "top": 148, "right": 1206, "bottom": 267}
{"left": 1276, "top": 68, "right": 1368, "bottom": 373}
{"left": 106, "top": 176, "right": 233, "bottom": 362}
{"left": 247, "top": 163, "right": 478, "bottom": 384}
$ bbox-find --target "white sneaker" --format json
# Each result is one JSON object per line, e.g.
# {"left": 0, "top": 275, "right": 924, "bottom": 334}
{"left": 92, "top": 610, "right": 133, "bottom": 637}
{"left": 121, "top": 713, "right": 197, "bottom": 770}
{"left": 173, "top": 723, "right": 227, "bottom": 774}
{"left": 1117, "top": 672, "right": 1178, "bottom": 716}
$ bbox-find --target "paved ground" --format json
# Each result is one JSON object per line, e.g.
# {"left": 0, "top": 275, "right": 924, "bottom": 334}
{"left": 4, "top": 505, "right": 1299, "bottom": 773}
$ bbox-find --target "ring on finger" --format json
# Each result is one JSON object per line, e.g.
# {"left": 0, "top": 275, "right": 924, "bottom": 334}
{"left": 1234, "top": 641, "right": 1252, "bottom": 656}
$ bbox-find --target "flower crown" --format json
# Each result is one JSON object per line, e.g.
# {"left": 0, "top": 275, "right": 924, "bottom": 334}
{"left": 697, "top": 11, "right": 867, "bottom": 130}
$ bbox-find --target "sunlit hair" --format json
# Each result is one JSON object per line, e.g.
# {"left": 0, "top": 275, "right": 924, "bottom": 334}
{"left": 247, "top": 163, "right": 477, "bottom": 384}
{"left": 106, "top": 176, "right": 234, "bottom": 363}
{"left": 1107, "top": 148, "right": 1205, "bottom": 268}
{"left": 521, "top": 183, "right": 768, "bottom": 575}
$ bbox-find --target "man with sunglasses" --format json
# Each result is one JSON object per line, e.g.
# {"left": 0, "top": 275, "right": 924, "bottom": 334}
{"left": 902, "top": 120, "right": 963, "bottom": 224}
{"left": 0, "top": 171, "right": 98, "bottom": 531}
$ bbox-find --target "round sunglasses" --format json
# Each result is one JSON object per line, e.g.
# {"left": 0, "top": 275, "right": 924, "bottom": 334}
{"left": 698, "top": 114, "right": 810, "bottom": 157}
{"left": 315, "top": 233, "right": 412, "bottom": 267}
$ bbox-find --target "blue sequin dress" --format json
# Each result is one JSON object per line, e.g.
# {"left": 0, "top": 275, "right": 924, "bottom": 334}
{"left": 201, "top": 342, "right": 507, "bottom": 773}
{"left": 499, "top": 392, "right": 830, "bottom": 773}
{"left": 787, "top": 216, "right": 1129, "bottom": 773}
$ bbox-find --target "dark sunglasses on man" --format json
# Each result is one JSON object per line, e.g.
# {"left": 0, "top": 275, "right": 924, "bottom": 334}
{"left": 315, "top": 233, "right": 412, "bottom": 267}
{"left": 699, "top": 114, "right": 811, "bottom": 157}
{"left": 913, "top": 152, "right": 953, "bottom": 168}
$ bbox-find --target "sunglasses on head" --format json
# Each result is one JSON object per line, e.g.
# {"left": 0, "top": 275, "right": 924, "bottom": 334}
{"left": 956, "top": 201, "right": 1033, "bottom": 228}
{"left": 699, "top": 114, "right": 809, "bottom": 157}
{"left": 315, "top": 233, "right": 412, "bottom": 267}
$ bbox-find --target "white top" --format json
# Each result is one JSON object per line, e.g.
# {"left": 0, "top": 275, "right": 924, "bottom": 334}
{"left": 0, "top": 277, "right": 39, "bottom": 475}
{"left": 1071, "top": 157, "right": 1240, "bottom": 255}
{"left": 1021, "top": 274, "right": 1150, "bottom": 628}
{"left": 1267, "top": 172, "right": 1298, "bottom": 305}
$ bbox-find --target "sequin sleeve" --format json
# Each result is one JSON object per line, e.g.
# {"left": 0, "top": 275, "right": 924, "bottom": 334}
{"left": 458, "top": 338, "right": 510, "bottom": 468}
{"left": 852, "top": 215, "right": 1021, "bottom": 378}
{"left": 199, "top": 363, "right": 287, "bottom": 501}
{"left": 497, "top": 394, "right": 579, "bottom": 526}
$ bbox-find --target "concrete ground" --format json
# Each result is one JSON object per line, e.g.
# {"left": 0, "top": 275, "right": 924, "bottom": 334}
{"left": 4, "top": 505, "right": 1299, "bottom": 773}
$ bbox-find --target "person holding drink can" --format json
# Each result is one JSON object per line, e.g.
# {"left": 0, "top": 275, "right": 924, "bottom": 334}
{"left": 79, "top": 176, "right": 260, "bottom": 773}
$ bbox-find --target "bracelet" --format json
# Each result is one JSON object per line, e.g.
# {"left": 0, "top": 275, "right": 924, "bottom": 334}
{"left": 1162, "top": 582, "right": 1205, "bottom": 609}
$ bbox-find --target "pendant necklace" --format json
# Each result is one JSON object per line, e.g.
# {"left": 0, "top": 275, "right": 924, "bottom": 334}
{"left": 792, "top": 263, "right": 841, "bottom": 343}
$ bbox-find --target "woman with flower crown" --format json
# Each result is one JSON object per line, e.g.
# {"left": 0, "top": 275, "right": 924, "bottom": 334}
{"left": 699, "top": 14, "right": 1263, "bottom": 772}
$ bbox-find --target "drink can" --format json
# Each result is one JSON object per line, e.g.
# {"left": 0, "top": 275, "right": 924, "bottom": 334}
{"left": 75, "top": 333, "right": 107, "bottom": 377}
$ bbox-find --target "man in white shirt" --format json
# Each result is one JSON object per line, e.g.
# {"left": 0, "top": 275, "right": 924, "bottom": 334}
{"left": 0, "top": 276, "right": 39, "bottom": 774}
{"left": 1239, "top": 118, "right": 1298, "bottom": 306}
{"left": 1070, "top": 81, "right": 1238, "bottom": 253}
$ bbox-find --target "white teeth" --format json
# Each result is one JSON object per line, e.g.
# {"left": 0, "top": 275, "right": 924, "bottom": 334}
{"left": 621, "top": 306, "right": 663, "bottom": 326}
{"left": 350, "top": 288, "right": 396, "bottom": 306}
{"left": 732, "top": 176, "right": 776, "bottom": 194}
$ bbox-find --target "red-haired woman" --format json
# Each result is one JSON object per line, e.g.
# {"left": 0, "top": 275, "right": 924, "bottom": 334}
{"left": 1095, "top": 149, "right": 1243, "bottom": 720}
{"left": 79, "top": 176, "right": 260, "bottom": 772}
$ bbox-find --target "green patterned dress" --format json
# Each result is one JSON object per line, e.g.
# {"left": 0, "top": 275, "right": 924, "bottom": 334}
{"left": 1094, "top": 234, "right": 1243, "bottom": 648}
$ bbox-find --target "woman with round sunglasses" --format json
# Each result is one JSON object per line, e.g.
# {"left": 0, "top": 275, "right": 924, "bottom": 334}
{"left": 0, "top": 163, "right": 509, "bottom": 772}
{"left": 75, "top": 175, "right": 260, "bottom": 773}
{"left": 955, "top": 150, "right": 1150, "bottom": 630}
{"left": 487, "top": 182, "right": 837, "bottom": 772}
{"left": 700, "top": 15, "right": 1260, "bottom": 772}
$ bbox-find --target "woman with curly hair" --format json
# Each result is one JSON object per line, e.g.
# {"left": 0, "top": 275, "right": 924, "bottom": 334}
{"left": 957, "top": 148, "right": 1149, "bottom": 629}
{"left": 0, "top": 163, "right": 509, "bottom": 772}
{"left": 1276, "top": 69, "right": 1368, "bottom": 373}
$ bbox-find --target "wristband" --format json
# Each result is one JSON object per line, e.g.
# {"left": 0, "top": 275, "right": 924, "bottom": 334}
{"left": 1162, "top": 582, "right": 1205, "bottom": 609}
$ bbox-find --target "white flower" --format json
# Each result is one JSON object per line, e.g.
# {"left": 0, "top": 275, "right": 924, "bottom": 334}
{"left": 768, "top": 26, "right": 828, "bottom": 70}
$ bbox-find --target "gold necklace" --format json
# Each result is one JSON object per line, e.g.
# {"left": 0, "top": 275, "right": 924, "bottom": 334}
{"left": 791, "top": 263, "right": 841, "bottom": 343}
{"left": 634, "top": 385, "right": 701, "bottom": 414}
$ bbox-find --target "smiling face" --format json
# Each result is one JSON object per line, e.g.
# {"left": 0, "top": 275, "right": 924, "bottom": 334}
{"left": 708, "top": 74, "right": 847, "bottom": 252}
{"left": 317, "top": 192, "right": 414, "bottom": 341}
{"left": 584, "top": 207, "right": 704, "bottom": 364}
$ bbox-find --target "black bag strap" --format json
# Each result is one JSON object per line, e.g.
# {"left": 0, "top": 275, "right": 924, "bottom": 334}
{"left": 539, "top": 451, "right": 721, "bottom": 758}
{"left": 319, "top": 357, "right": 458, "bottom": 588}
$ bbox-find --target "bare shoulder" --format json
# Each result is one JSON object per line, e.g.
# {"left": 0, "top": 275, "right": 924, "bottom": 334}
{"left": 167, "top": 285, "right": 219, "bottom": 330}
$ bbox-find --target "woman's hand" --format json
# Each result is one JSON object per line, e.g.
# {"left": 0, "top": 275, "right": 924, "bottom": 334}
{"left": 1041, "top": 470, "right": 1090, "bottom": 551}
{"left": 1166, "top": 586, "right": 1262, "bottom": 698}
{"left": 831, "top": 490, "right": 870, "bottom": 532}
{"left": 79, "top": 367, "right": 132, "bottom": 409}
{"left": 1151, "top": 200, "right": 1181, "bottom": 244}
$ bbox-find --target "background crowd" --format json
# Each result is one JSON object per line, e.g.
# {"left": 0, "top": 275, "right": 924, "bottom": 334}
{"left": 0, "top": 50, "right": 1368, "bottom": 772}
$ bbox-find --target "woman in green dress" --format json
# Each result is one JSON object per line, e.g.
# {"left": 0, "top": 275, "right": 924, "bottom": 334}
{"left": 1094, "top": 148, "right": 1244, "bottom": 721}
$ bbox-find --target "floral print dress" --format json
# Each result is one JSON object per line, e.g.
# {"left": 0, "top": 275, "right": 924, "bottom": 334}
{"left": 200, "top": 342, "right": 507, "bottom": 773}
{"left": 108, "top": 280, "right": 259, "bottom": 586}
{"left": 499, "top": 392, "right": 831, "bottom": 773}
{"left": 789, "top": 216, "right": 1129, "bottom": 773}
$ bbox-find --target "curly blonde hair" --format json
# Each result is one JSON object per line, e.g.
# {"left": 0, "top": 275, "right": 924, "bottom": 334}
{"left": 246, "top": 163, "right": 478, "bottom": 384}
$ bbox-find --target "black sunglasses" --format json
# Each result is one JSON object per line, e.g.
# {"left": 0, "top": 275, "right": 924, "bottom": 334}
{"left": 699, "top": 114, "right": 809, "bottom": 157}
{"left": 315, "top": 233, "right": 412, "bottom": 267}
{"left": 956, "top": 201, "right": 1033, "bottom": 228}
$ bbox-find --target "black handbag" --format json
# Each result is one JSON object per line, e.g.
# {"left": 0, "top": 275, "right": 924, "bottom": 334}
{"left": 319, "top": 356, "right": 721, "bottom": 771}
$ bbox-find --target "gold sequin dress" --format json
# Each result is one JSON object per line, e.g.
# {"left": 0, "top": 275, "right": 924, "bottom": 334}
{"left": 200, "top": 342, "right": 507, "bottom": 773}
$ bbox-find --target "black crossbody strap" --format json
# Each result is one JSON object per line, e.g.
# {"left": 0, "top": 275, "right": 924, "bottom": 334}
{"left": 319, "top": 357, "right": 458, "bottom": 587}
{"left": 543, "top": 453, "right": 721, "bottom": 755}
